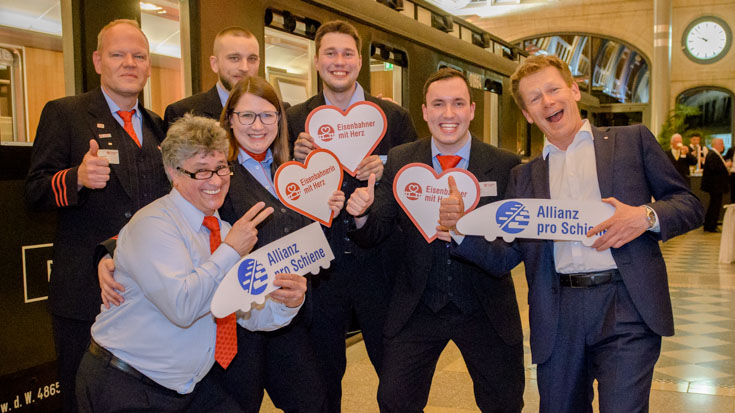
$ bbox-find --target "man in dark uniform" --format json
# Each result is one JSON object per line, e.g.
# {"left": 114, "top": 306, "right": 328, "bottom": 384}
{"left": 666, "top": 133, "right": 696, "bottom": 186}
{"left": 286, "top": 20, "right": 418, "bottom": 412}
{"left": 702, "top": 138, "right": 731, "bottom": 232}
{"left": 163, "top": 27, "right": 259, "bottom": 128}
{"left": 25, "top": 19, "right": 170, "bottom": 412}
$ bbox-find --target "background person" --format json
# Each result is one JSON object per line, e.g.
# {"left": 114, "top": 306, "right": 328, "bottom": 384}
{"left": 702, "top": 137, "right": 731, "bottom": 232}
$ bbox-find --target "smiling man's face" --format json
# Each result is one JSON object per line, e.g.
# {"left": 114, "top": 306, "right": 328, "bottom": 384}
{"left": 518, "top": 66, "right": 583, "bottom": 149}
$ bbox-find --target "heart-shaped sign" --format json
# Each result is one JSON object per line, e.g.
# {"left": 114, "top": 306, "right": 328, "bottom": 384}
{"left": 274, "top": 149, "right": 344, "bottom": 227}
{"left": 305, "top": 101, "right": 387, "bottom": 176}
{"left": 393, "top": 163, "right": 480, "bottom": 243}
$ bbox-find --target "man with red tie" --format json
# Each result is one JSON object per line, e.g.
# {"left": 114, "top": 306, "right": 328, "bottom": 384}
{"left": 345, "top": 68, "right": 525, "bottom": 412}
{"left": 75, "top": 114, "right": 305, "bottom": 412}
{"left": 25, "top": 19, "right": 173, "bottom": 412}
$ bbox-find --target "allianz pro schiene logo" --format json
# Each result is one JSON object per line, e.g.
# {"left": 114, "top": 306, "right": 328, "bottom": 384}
{"left": 495, "top": 201, "right": 530, "bottom": 234}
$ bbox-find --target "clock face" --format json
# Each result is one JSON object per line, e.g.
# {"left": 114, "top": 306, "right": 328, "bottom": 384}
{"left": 683, "top": 17, "right": 732, "bottom": 64}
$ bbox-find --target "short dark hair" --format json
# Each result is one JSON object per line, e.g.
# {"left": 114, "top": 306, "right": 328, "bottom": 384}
{"left": 314, "top": 20, "right": 361, "bottom": 55}
{"left": 422, "top": 68, "right": 472, "bottom": 104}
{"left": 213, "top": 26, "right": 256, "bottom": 55}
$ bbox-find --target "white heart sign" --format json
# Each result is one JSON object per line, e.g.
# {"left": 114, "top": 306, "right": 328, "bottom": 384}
{"left": 456, "top": 198, "right": 615, "bottom": 246}
{"left": 393, "top": 163, "right": 480, "bottom": 243}
{"left": 211, "top": 222, "right": 334, "bottom": 317}
{"left": 274, "top": 149, "right": 343, "bottom": 227}
{"left": 305, "top": 101, "right": 387, "bottom": 176}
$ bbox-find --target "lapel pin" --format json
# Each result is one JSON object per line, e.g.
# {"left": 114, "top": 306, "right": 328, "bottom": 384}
{"left": 97, "top": 123, "right": 105, "bottom": 128}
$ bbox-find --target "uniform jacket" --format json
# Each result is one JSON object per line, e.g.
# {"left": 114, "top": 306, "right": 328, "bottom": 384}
{"left": 163, "top": 85, "right": 223, "bottom": 130}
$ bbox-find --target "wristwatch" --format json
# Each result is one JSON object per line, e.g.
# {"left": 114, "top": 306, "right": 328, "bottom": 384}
{"left": 643, "top": 205, "right": 656, "bottom": 229}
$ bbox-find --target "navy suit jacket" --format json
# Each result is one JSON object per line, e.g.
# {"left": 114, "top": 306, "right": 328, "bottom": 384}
{"left": 25, "top": 87, "right": 169, "bottom": 320}
{"left": 163, "top": 85, "right": 223, "bottom": 130}
{"left": 453, "top": 124, "right": 704, "bottom": 364}
{"left": 350, "top": 137, "right": 523, "bottom": 345}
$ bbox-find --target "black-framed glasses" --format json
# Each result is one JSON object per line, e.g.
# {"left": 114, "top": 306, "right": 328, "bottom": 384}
{"left": 231, "top": 110, "right": 280, "bottom": 125}
{"left": 176, "top": 165, "right": 233, "bottom": 180}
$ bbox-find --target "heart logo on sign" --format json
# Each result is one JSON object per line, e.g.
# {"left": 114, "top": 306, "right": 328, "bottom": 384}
{"left": 393, "top": 163, "right": 480, "bottom": 243}
{"left": 274, "top": 149, "right": 344, "bottom": 227}
{"left": 305, "top": 101, "right": 387, "bottom": 176}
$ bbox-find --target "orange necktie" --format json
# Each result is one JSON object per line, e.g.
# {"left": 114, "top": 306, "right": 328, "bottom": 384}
{"left": 437, "top": 155, "right": 462, "bottom": 171}
{"left": 203, "top": 216, "right": 237, "bottom": 369}
{"left": 116, "top": 109, "right": 141, "bottom": 148}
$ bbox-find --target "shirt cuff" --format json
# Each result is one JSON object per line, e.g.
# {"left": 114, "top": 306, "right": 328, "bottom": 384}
{"left": 209, "top": 242, "right": 241, "bottom": 282}
{"left": 450, "top": 230, "right": 465, "bottom": 245}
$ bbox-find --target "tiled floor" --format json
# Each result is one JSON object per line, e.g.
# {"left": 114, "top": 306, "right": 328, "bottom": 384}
{"left": 261, "top": 229, "right": 735, "bottom": 412}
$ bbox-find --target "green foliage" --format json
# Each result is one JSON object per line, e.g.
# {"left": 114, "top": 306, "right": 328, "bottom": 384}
{"left": 658, "top": 104, "right": 701, "bottom": 149}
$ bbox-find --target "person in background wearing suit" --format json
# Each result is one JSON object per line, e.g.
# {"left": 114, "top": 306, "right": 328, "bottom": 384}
{"left": 286, "top": 20, "right": 418, "bottom": 411}
{"left": 216, "top": 76, "right": 345, "bottom": 412}
{"left": 666, "top": 133, "right": 696, "bottom": 186}
{"left": 346, "top": 68, "right": 524, "bottom": 412}
{"left": 440, "top": 55, "right": 703, "bottom": 412}
{"left": 163, "top": 27, "right": 259, "bottom": 129}
{"left": 688, "top": 133, "right": 708, "bottom": 171}
{"left": 24, "top": 19, "right": 171, "bottom": 412}
{"left": 702, "top": 138, "right": 731, "bottom": 232}
{"left": 725, "top": 145, "right": 735, "bottom": 198}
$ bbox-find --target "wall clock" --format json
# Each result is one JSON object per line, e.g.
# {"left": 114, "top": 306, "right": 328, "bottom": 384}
{"left": 682, "top": 16, "right": 731, "bottom": 64}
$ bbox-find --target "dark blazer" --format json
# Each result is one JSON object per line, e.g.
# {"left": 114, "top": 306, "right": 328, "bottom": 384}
{"left": 25, "top": 87, "right": 169, "bottom": 320}
{"left": 453, "top": 124, "right": 704, "bottom": 364}
{"left": 286, "top": 91, "right": 418, "bottom": 272}
{"left": 665, "top": 147, "right": 696, "bottom": 182}
{"left": 163, "top": 85, "right": 223, "bottom": 130}
{"left": 349, "top": 137, "right": 523, "bottom": 345}
{"left": 701, "top": 150, "right": 730, "bottom": 193}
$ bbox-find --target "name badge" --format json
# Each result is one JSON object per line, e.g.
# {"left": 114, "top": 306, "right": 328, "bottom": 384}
{"left": 479, "top": 181, "right": 497, "bottom": 197}
{"left": 98, "top": 149, "right": 120, "bottom": 164}
{"left": 99, "top": 133, "right": 112, "bottom": 138}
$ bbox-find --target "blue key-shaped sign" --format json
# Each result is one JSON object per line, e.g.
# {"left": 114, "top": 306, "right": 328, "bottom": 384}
{"left": 238, "top": 258, "right": 268, "bottom": 295}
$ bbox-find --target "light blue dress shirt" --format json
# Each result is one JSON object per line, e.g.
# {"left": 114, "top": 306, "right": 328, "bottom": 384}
{"left": 91, "top": 188, "right": 298, "bottom": 394}
{"left": 237, "top": 147, "right": 278, "bottom": 199}
{"left": 101, "top": 87, "right": 144, "bottom": 144}
{"left": 216, "top": 81, "right": 230, "bottom": 107}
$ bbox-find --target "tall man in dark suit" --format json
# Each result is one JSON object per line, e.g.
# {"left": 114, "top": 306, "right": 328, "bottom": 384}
{"left": 163, "top": 27, "right": 259, "bottom": 128}
{"left": 725, "top": 146, "right": 735, "bottom": 197}
{"left": 286, "top": 20, "right": 418, "bottom": 411}
{"left": 25, "top": 19, "right": 170, "bottom": 412}
{"left": 666, "top": 133, "right": 696, "bottom": 186}
{"left": 440, "top": 55, "right": 703, "bottom": 412}
{"left": 346, "top": 68, "right": 524, "bottom": 412}
{"left": 702, "top": 138, "right": 731, "bottom": 232}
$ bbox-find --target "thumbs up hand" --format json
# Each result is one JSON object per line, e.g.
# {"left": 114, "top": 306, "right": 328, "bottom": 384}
{"left": 346, "top": 173, "right": 375, "bottom": 217}
{"left": 77, "top": 139, "right": 111, "bottom": 190}
{"left": 438, "top": 176, "right": 465, "bottom": 234}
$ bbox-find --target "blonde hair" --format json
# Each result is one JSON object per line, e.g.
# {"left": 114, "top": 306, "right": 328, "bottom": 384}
{"left": 97, "top": 19, "right": 149, "bottom": 52}
{"left": 510, "top": 55, "right": 574, "bottom": 109}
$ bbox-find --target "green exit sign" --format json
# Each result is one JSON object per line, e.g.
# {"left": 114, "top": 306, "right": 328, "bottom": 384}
{"left": 384, "top": 62, "right": 394, "bottom": 70}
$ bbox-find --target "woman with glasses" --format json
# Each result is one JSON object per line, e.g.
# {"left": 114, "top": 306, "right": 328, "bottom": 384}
{"left": 217, "top": 76, "right": 343, "bottom": 412}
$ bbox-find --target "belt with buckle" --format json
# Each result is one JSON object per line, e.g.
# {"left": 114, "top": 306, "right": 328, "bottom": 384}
{"left": 88, "top": 339, "right": 184, "bottom": 397}
{"left": 558, "top": 269, "right": 620, "bottom": 288}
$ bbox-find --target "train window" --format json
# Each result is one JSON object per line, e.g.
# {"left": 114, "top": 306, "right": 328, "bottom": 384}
{"left": 401, "top": 1, "right": 416, "bottom": 19}
{"left": 140, "top": 0, "right": 184, "bottom": 117}
{"left": 417, "top": 6, "right": 432, "bottom": 26}
{"left": 0, "top": 47, "right": 25, "bottom": 142}
{"left": 264, "top": 27, "right": 317, "bottom": 107}
{"left": 370, "top": 43, "right": 407, "bottom": 107}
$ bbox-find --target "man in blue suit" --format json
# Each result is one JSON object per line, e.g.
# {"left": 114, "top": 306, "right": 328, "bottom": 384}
{"left": 440, "top": 55, "right": 703, "bottom": 412}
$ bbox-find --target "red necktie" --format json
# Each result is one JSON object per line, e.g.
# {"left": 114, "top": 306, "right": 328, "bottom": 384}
{"left": 203, "top": 216, "right": 237, "bottom": 369}
{"left": 116, "top": 109, "right": 141, "bottom": 148}
{"left": 437, "top": 155, "right": 462, "bottom": 171}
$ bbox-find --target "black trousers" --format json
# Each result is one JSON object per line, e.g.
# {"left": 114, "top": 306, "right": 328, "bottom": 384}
{"left": 75, "top": 350, "right": 242, "bottom": 412}
{"left": 219, "top": 317, "right": 327, "bottom": 413}
{"left": 537, "top": 279, "right": 661, "bottom": 413}
{"left": 377, "top": 303, "right": 524, "bottom": 413}
{"left": 704, "top": 191, "right": 724, "bottom": 231}
{"left": 308, "top": 256, "right": 391, "bottom": 413}
{"left": 52, "top": 314, "right": 93, "bottom": 412}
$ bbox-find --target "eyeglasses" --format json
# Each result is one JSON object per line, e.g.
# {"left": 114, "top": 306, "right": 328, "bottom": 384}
{"left": 176, "top": 165, "right": 233, "bottom": 180}
{"left": 231, "top": 110, "right": 280, "bottom": 125}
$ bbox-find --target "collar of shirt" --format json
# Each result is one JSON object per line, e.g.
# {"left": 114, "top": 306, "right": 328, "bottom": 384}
{"left": 237, "top": 147, "right": 274, "bottom": 168}
{"left": 323, "top": 82, "right": 365, "bottom": 108}
{"left": 101, "top": 87, "right": 144, "bottom": 144}
{"left": 169, "top": 187, "right": 224, "bottom": 233}
{"left": 431, "top": 132, "right": 471, "bottom": 172}
{"left": 216, "top": 81, "right": 230, "bottom": 108}
{"left": 542, "top": 119, "right": 593, "bottom": 159}
{"left": 237, "top": 147, "right": 277, "bottom": 198}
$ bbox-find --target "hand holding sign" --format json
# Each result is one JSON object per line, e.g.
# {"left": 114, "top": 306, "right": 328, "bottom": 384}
{"left": 356, "top": 155, "right": 384, "bottom": 181}
{"left": 78, "top": 139, "right": 111, "bottom": 190}
{"left": 305, "top": 102, "right": 387, "bottom": 176}
{"left": 456, "top": 198, "right": 615, "bottom": 246}
{"left": 294, "top": 132, "right": 316, "bottom": 162}
{"left": 588, "top": 198, "right": 650, "bottom": 250}
{"left": 346, "top": 173, "right": 376, "bottom": 217}
{"left": 211, "top": 222, "right": 334, "bottom": 317}
{"left": 275, "top": 149, "right": 344, "bottom": 226}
